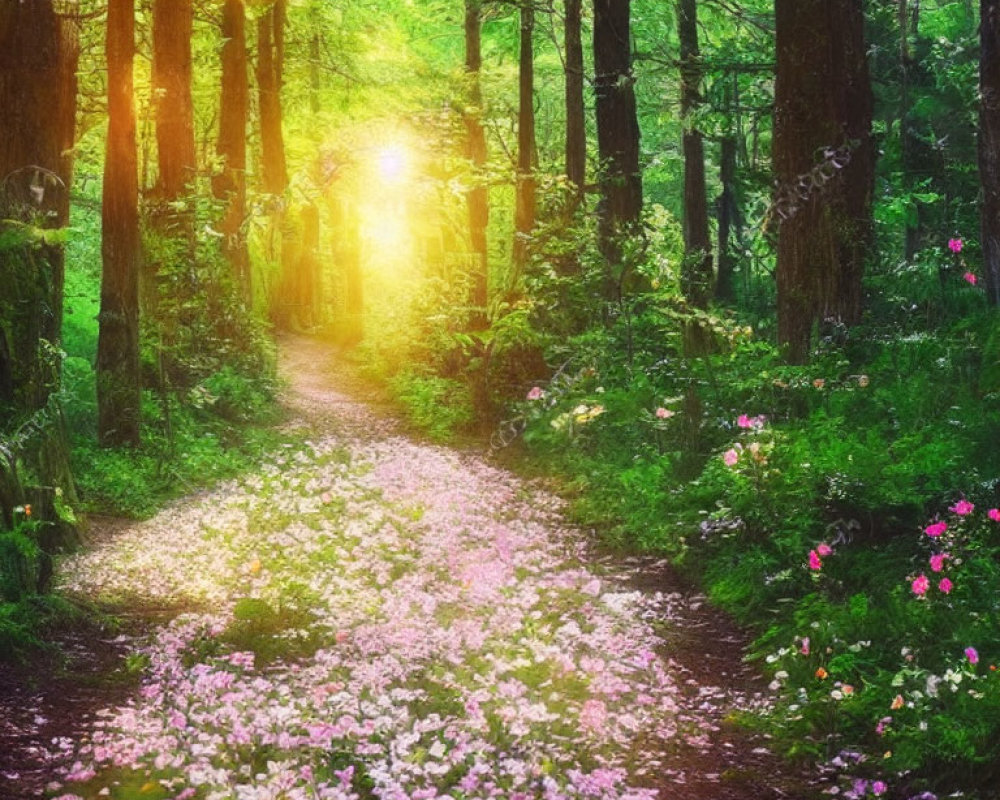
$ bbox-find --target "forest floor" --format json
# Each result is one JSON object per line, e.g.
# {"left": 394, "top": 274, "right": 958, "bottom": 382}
{"left": 0, "top": 334, "right": 829, "bottom": 800}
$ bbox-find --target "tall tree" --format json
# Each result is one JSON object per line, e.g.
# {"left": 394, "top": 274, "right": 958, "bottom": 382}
{"left": 464, "top": 0, "right": 489, "bottom": 323}
{"left": 773, "top": 0, "right": 874, "bottom": 363}
{"left": 677, "top": 0, "right": 712, "bottom": 308}
{"left": 152, "top": 0, "right": 196, "bottom": 202}
{"left": 715, "top": 133, "right": 739, "bottom": 302}
{"left": 512, "top": 0, "right": 537, "bottom": 275}
{"left": 981, "top": 0, "right": 1000, "bottom": 306}
{"left": 0, "top": 0, "right": 80, "bottom": 540}
{"left": 214, "top": 0, "right": 251, "bottom": 300}
{"left": 593, "top": 0, "right": 642, "bottom": 296}
{"left": 257, "top": 0, "right": 288, "bottom": 196}
{"left": 564, "top": 0, "right": 586, "bottom": 199}
{"left": 97, "top": 0, "right": 142, "bottom": 447}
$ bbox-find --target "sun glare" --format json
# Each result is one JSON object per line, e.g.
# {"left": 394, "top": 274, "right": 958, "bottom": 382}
{"left": 377, "top": 145, "right": 408, "bottom": 182}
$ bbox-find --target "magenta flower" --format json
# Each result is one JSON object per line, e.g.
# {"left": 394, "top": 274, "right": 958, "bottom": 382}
{"left": 911, "top": 574, "right": 929, "bottom": 595}
{"left": 816, "top": 542, "right": 833, "bottom": 557}
{"left": 924, "top": 521, "right": 947, "bottom": 537}
{"left": 872, "top": 781, "right": 888, "bottom": 796}
{"left": 808, "top": 550, "right": 823, "bottom": 571}
{"left": 964, "top": 272, "right": 978, "bottom": 286}
{"left": 950, "top": 499, "right": 975, "bottom": 515}
{"left": 965, "top": 646, "right": 979, "bottom": 665}
{"left": 948, "top": 238, "right": 964, "bottom": 253}
{"left": 938, "top": 577, "right": 953, "bottom": 594}
{"left": 800, "top": 636, "right": 810, "bottom": 655}
{"left": 723, "top": 448, "right": 739, "bottom": 467}
{"left": 989, "top": 508, "right": 1000, "bottom": 522}
{"left": 929, "top": 552, "right": 949, "bottom": 573}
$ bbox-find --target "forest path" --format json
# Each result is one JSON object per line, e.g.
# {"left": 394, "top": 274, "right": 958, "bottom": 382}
{"left": 4, "top": 334, "right": 818, "bottom": 800}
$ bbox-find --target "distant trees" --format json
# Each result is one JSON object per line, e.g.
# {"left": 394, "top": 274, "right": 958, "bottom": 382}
{"left": 97, "top": 0, "right": 142, "bottom": 447}
{"left": 773, "top": 0, "right": 874, "bottom": 363}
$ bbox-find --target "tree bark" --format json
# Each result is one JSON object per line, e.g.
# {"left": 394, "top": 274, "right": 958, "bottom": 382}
{"left": 0, "top": 0, "right": 80, "bottom": 539}
{"left": 774, "top": 0, "right": 874, "bottom": 363}
{"left": 97, "top": 0, "right": 142, "bottom": 447}
{"left": 715, "top": 135, "right": 739, "bottom": 303}
{"left": 214, "top": 0, "right": 251, "bottom": 302}
{"left": 464, "top": 0, "right": 489, "bottom": 324}
{"left": 565, "top": 0, "right": 586, "bottom": 198}
{"left": 152, "top": 0, "right": 196, "bottom": 201}
{"left": 513, "top": 0, "right": 537, "bottom": 276}
{"left": 593, "top": 0, "right": 642, "bottom": 292}
{"left": 982, "top": 0, "right": 1000, "bottom": 306}
{"left": 677, "top": 0, "right": 713, "bottom": 309}
{"left": 257, "top": 0, "right": 288, "bottom": 196}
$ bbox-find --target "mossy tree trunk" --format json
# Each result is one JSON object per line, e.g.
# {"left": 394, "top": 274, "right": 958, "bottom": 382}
{"left": 0, "top": 0, "right": 80, "bottom": 564}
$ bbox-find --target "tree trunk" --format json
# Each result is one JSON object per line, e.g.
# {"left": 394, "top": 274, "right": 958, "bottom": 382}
{"left": 513, "top": 0, "right": 537, "bottom": 277}
{"left": 97, "top": 0, "right": 142, "bottom": 447}
{"left": 257, "top": 0, "right": 288, "bottom": 196}
{"left": 565, "top": 0, "right": 586, "bottom": 199}
{"left": 464, "top": 0, "right": 489, "bottom": 325}
{"left": 981, "top": 0, "right": 1000, "bottom": 306}
{"left": 152, "top": 0, "right": 196, "bottom": 202}
{"left": 899, "top": 0, "right": 923, "bottom": 261}
{"left": 0, "top": 0, "right": 80, "bottom": 542}
{"left": 214, "top": 0, "right": 251, "bottom": 302}
{"left": 677, "top": 0, "right": 713, "bottom": 309}
{"left": 716, "top": 135, "right": 739, "bottom": 303}
{"left": 774, "top": 0, "right": 874, "bottom": 363}
{"left": 593, "top": 0, "right": 642, "bottom": 294}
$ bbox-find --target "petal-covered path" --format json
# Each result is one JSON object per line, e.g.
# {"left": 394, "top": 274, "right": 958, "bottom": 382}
{"left": 3, "top": 336, "right": 819, "bottom": 800}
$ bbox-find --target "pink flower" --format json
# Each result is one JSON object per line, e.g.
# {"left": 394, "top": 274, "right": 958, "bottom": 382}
{"left": 964, "top": 272, "right": 978, "bottom": 286}
{"left": 816, "top": 542, "right": 833, "bottom": 557}
{"left": 924, "top": 521, "right": 947, "bottom": 537}
{"left": 736, "top": 413, "right": 765, "bottom": 430}
{"left": 989, "top": 508, "right": 1000, "bottom": 522}
{"left": 938, "top": 577, "right": 953, "bottom": 594}
{"left": 929, "top": 552, "right": 949, "bottom": 573}
{"left": 911, "top": 574, "right": 929, "bottom": 595}
{"left": 526, "top": 386, "right": 544, "bottom": 401}
{"left": 948, "top": 238, "right": 964, "bottom": 253}
{"left": 950, "top": 499, "right": 975, "bottom": 515}
{"left": 965, "top": 646, "right": 979, "bottom": 665}
{"left": 800, "top": 637, "right": 810, "bottom": 655}
{"left": 872, "top": 781, "right": 888, "bottom": 796}
{"left": 723, "top": 448, "right": 739, "bottom": 467}
{"left": 655, "top": 407, "right": 674, "bottom": 419}
{"left": 809, "top": 550, "right": 823, "bottom": 571}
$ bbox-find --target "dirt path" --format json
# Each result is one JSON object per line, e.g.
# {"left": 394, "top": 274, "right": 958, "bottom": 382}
{"left": 0, "top": 335, "right": 823, "bottom": 800}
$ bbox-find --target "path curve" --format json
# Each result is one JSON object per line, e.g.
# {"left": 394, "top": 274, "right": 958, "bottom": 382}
{"left": 2, "top": 335, "right": 820, "bottom": 800}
